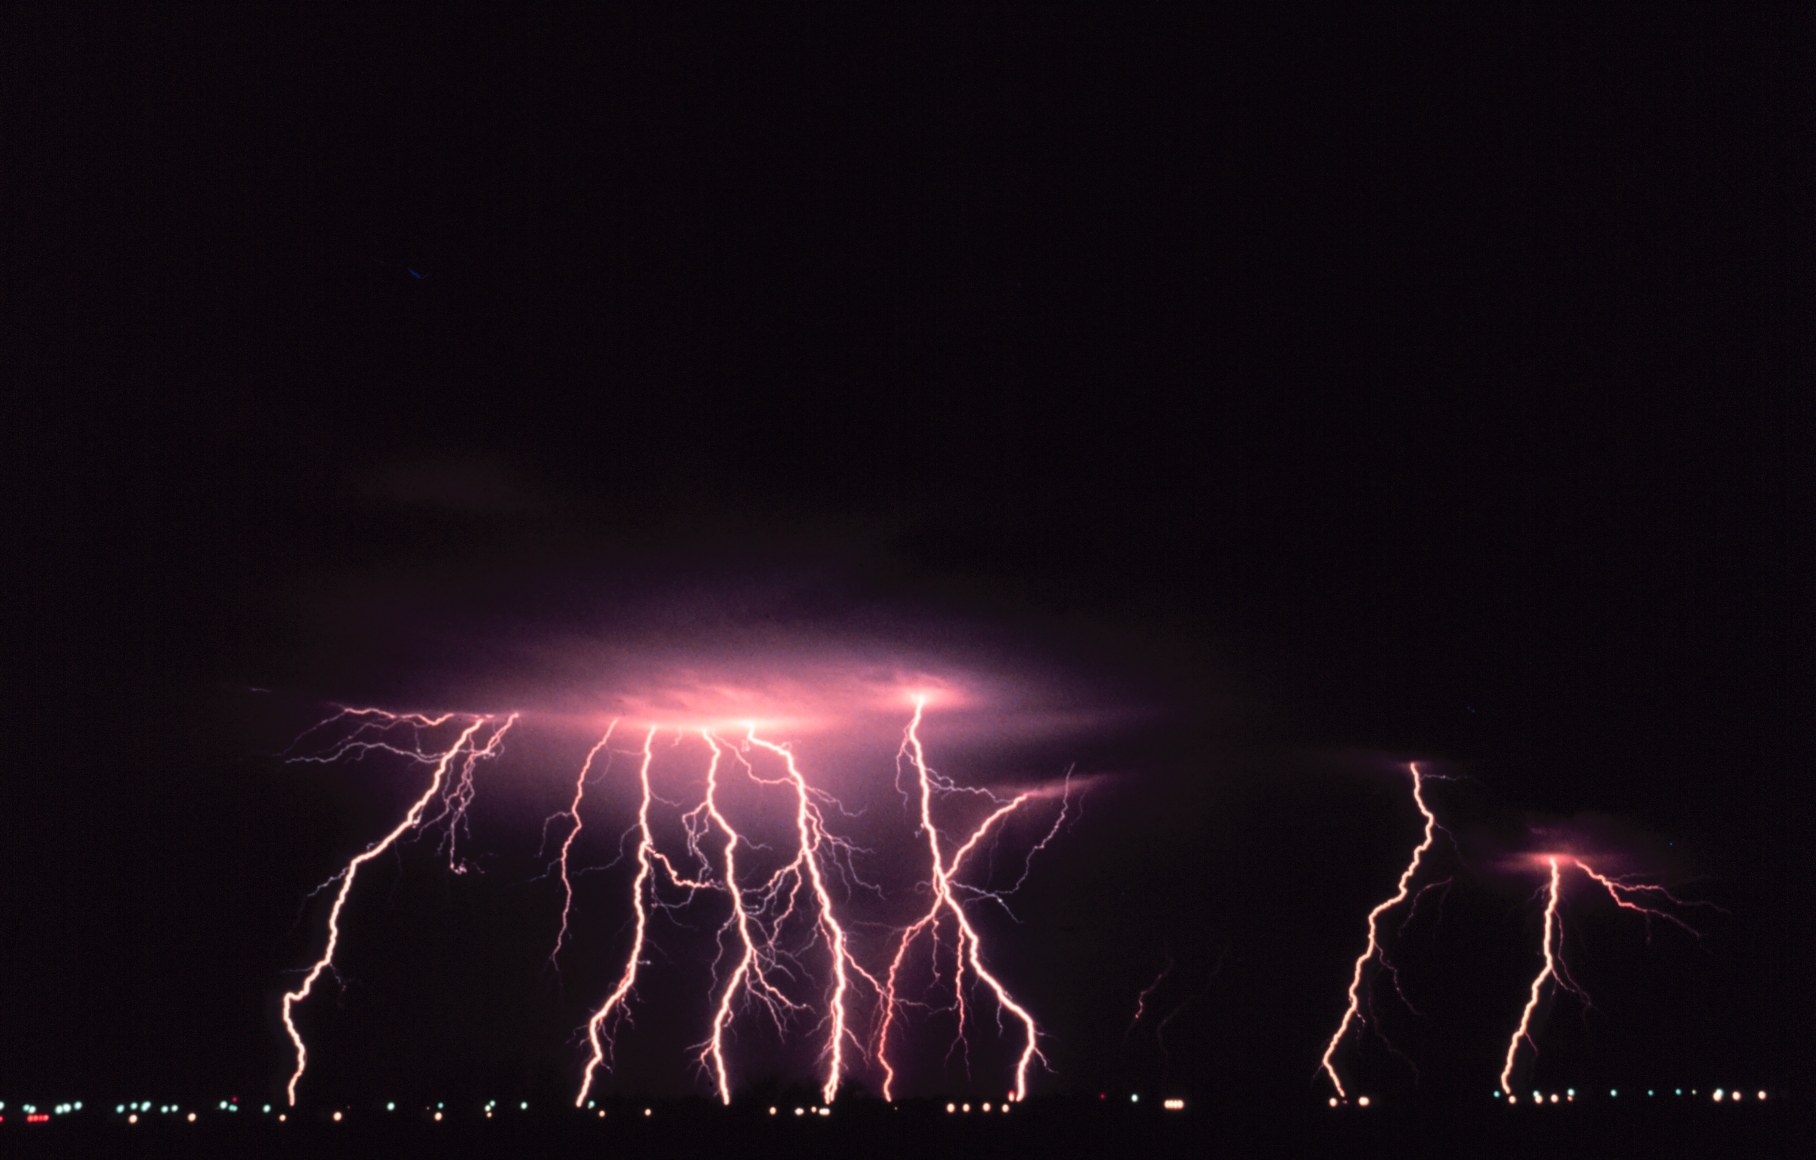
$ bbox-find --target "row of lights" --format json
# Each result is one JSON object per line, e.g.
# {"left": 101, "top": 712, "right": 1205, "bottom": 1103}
{"left": 1494, "top": 1088, "right": 1768, "bottom": 1104}
{"left": 7, "top": 1096, "right": 1202, "bottom": 1124}
{"left": 1328, "top": 1096, "right": 1372, "bottom": 1107}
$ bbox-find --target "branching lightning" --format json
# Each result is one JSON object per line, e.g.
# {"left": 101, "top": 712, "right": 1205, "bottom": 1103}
{"left": 280, "top": 710, "right": 517, "bottom": 1105}
{"left": 548, "top": 723, "right": 618, "bottom": 971}
{"left": 1319, "top": 762, "right": 1441, "bottom": 1100}
{"left": 576, "top": 728, "right": 663, "bottom": 1107}
{"left": 281, "top": 698, "right": 1073, "bottom": 1107}
{"left": 1498, "top": 853, "right": 1706, "bottom": 1094}
{"left": 874, "top": 697, "right": 1061, "bottom": 1103}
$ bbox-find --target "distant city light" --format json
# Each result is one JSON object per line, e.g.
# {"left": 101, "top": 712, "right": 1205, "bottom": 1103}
{"left": 187, "top": 1112, "right": 197, "bottom": 1122}
{"left": 1357, "top": 1096, "right": 1370, "bottom": 1108}
{"left": 1163, "top": 1099, "right": 1185, "bottom": 1111}
{"left": 333, "top": 1111, "right": 342, "bottom": 1121}
{"left": 128, "top": 1114, "right": 138, "bottom": 1124}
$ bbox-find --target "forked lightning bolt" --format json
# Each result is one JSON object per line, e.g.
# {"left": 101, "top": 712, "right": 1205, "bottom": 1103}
{"left": 576, "top": 726, "right": 884, "bottom": 1106}
{"left": 576, "top": 728, "right": 663, "bottom": 1107}
{"left": 1500, "top": 856, "right": 1575, "bottom": 1095}
{"left": 281, "top": 710, "right": 517, "bottom": 1105}
{"left": 1319, "top": 762, "right": 1440, "bottom": 1100}
{"left": 740, "top": 729, "right": 884, "bottom": 1104}
{"left": 874, "top": 697, "right": 1062, "bottom": 1102}
{"left": 693, "top": 732, "right": 810, "bottom": 1104}
{"left": 1498, "top": 854, "right": 1706, "bottom": 1094}
{"left": 280, "top": 699, "right": 1072, "bottom": 1106}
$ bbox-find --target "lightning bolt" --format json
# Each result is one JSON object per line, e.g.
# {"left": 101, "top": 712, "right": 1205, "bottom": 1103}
{"left": 742, "top": 727, "right": 884, "bottom": 1105}
{"left": 283, "top": 701, "right": 1074, "bottom": 1107}
{"left": 547, "top": 723, "right": 618, "bottom": 971}
{"left": 280, "top": 711, "right": 516, "bottom": 1105}
{"left": 1319, "top": 762, "right": 1440, "bottom": 1100}
{"left": 694, "top": 731, "right": 795, "bottom": 1105}
{"left": 1573, "top": 860, "right": 1714, "bottom": 942}
{"left": 1498, "top": 854, "right": 1706, "bottom": 1094}
{"left": 1500, "top": 855, "right": 1570, "bottom": 1096}
{"left": 875, "top": 697, "right": 1053, "bottom": 1103}
{"left": 1130, "top": 955, "right": 1176, "bottom": 1028}
{"left": 576, "top": 728, "right": 663, "bottom": 1107}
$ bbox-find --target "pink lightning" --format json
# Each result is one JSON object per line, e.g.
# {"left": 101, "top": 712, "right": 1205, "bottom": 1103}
{"left": 693, "top": 732, "right": 789, "bottom": 1105}
{"left": 1500, "top": 855, "right": 1568, "bottom": 1096}
{"left": 743, "top": 727, "right": 884, "bottom": 1105}
{"left": 280, "top": 695, "right": 1077, "bottom": 1106}
{"left": 1498, "top": 853, "right": 1706, "bottom": 1094}
{"left": 548, "top": 723, "right": 618, "bottom": 970}
{"left": 689, "top": 730, "right": 855, "bottom": 1105}
{"left": 1131, "top": 955, "right": 1176, "bottom": 1028}
{"left": 281, "top": 711, "right": 516, "bottom": 1105}
{"left": 1319, "top": 762, "right": 1440, "bottom": 1100}
{"left": 875, "top": 697, "right": 1054, "bottom": 1103}
{"left": 576, "top": 728, "right": 662, "bottom": 1107}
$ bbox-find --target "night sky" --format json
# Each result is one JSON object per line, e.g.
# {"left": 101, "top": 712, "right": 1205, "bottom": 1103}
{"left": 8, "top": 3, "right": 1810, "bottom": 1120}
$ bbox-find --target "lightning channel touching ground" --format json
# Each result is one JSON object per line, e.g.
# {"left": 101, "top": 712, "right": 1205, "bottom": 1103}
{"left": 693, "top": 732, "right": 807, "bottom": 1104}
{"left": 1497, "top": 855, "right": 1705, "bottom": 1095}
{"left": 1318, "top": 762, "right": 1440, "bottom": 1100}
{"left": 282, "top": 701, "right": 1072, "bottom": 1106}
{"left": 1500, "top": 855, "right": 1570, "bottom": 1096}
{"left": 576, "top": 728, "right": 663, "bottom": 1107}
{"left": 742, "top": 728, "right": 885, "bottom": 1104}
{"left": 874, "top": 697, "right": 1053, "bottom": 1103}
{"left": 281, "top": 711, "right": 517, "bottom": 1105}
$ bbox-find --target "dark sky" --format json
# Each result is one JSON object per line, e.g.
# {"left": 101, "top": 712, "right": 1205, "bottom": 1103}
{"left": 7, "top": 3, "right": 1810, "bottom": 1114}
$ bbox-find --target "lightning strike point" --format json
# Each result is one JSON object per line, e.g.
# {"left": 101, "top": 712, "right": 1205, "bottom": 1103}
{"left": 1318, "top": 763, "right": 1440, "bottom": 1098}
